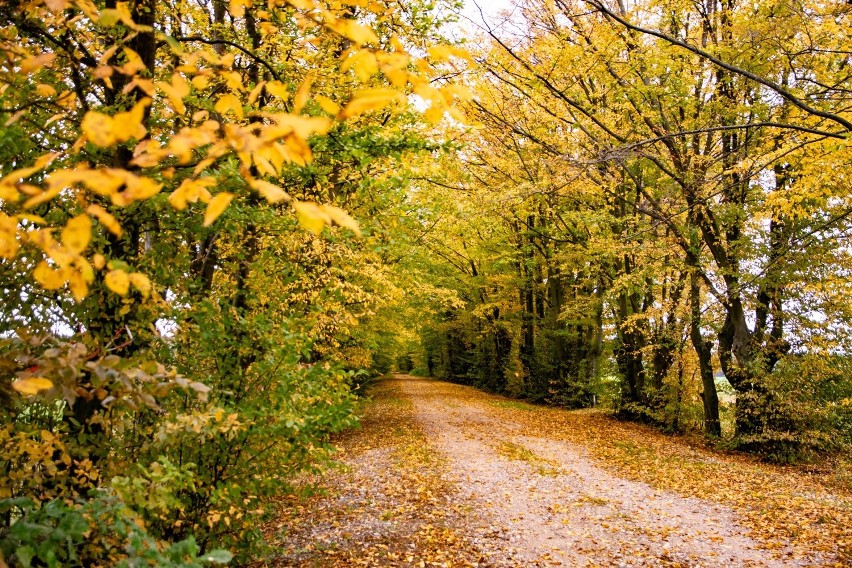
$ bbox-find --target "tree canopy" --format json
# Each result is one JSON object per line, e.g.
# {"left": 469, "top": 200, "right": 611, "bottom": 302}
{"left": 1, "top": 0, "right": 850, "bottom": 564}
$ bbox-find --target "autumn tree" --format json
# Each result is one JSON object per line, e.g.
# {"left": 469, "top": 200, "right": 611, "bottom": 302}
{"left": 0, "top": 0, "right": 469, "bottom": 563}
{"left": 415, "top": 0, "right": 852, "bottom": 458}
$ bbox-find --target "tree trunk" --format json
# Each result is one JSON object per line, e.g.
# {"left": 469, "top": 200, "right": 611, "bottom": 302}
{"left": 689, "top": 271, "right": 721, "bottom": 437}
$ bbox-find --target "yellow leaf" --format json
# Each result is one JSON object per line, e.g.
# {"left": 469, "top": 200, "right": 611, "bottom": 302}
{"left": 68, "top": 269, "right": 88, "bottom": 301}
{"left": 0, "top": 182, "right": 18, "bottom": 202}
{"left": 249, "top": 178, "right": 290, "bottom": 203}
{"left": 322, "top": 205, "right": 360, "bottom": 234}
{"left": 22, "top": 185, "right": 62, "bottom": 209}
{"left": 118, "top": 174, "right": 162, "bottom": 204}
{"left": 284, "top": 0, "right": 314, "bottom": 8}
{"left": 248, "top": 81, "right": 266, "bottom": 106}
{"left": 428, "top": 44, "right": 473, "bottom": 63}
{"left": 342, "top": 50, "right": 378, "bottom": 83}
{"left": 117, "top": 47, "right": 146, "bottom": 75}
{"left": 413, "top": 81, "right": 441, "bottom": 103}
{"left": 81, "top": 111, "right": 117, "bottom": 147}
{"left": 1, "top": 153, "right": 57, "bottom": 188}
{"left": 44, "top": 0, "right": 69, "bottom": 12}
{"left": 81, "top": 99, "right": 149, "bottom": 148}
{"left": 424, "top": 104, "right": 444, "bottom": 124}
{"left": 12, "top": 377, "right": 54, "bottom": 396}
{"left": 56, "top": 90, "right": 76, "bottom": 109}
{"left": 169, "top": 177, "right": 216, "bottom": 210}
{"left": 36, "top": 84, "right": 56, "bottom": 97}
{"left": 220, "top": 70, "right": 244, "bottom": 92}
{"left": 283, "top": 134, "right": 312, "bottom": 165}
{"left": 33, "top": 261, "right": 65, "bottom": 290}
{"left": 427, "top": 44, "right": 454, "bottom": 62}
{"left": 265, "top": 81, "right": 289, "bottom": 102}
{"left": 339, "top": 88, "right": 405, "bottom": 119}
{"left": 21, "top": 53, "right": 56, "bottom": 73}
{"left": 229, "top": 0, "right": 251, "bottom": 17}
{"left": 93, "top": 254, "right": 106, "bottom": 269}
{"left": 440, "top": 84, "right": 472, "bottom": 102}
{"left": 128, "top": 272, "right": 151, "bottom": 296}
{"left": 214, "top": 93, "right": 244, "bottom": 120}
{"left": 105, "top": 269, "right": 130, "bottom": 295}
{"left": 81, "top": 167, "right": 119, "bottom": 192}
{"left": 292, "top": 200, "right": 330, "bottom": 235}
{"left": 265, "top": 114, "right": 332, "bottom": 139}
{"left": 191, "top": 75, "right": 210, "bottom": 90}
{"left": 113, "top": 98, "right": 151, "bottom": 141}
{"left": 386, "top": 67, "right": 408, "bottom": 87}
{"left": 158, "top": 73, "right": 190, "bottom": 114}
{"left": 61, "top": 214, "right": 91, "bottom": 254}
{"left": 293, "top": 74, "right": 313, "bottom": 114}
{"left": 86, "top": 204, "right": 122, "bottom": 236}
{"left": 328, "top": 18, "right": 379, "bottom": 45}
{"left": 252, "top": 153, "right": 277, "bottom": 177}
{"left": 0, "top": 213, "right": 19, "bottom": 259}
{"left": 99, "top": 44, "right": 121, "bottom": 66}
{"left": 314, "top": 95, "right": 340, "bottom": 115}
{"left": 203, "top": 192, "right": 234, "bottom": 226}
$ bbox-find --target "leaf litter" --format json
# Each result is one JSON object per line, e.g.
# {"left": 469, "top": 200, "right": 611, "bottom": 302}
{"left": 261, "top": 375, "right": 851, "bottom": 566}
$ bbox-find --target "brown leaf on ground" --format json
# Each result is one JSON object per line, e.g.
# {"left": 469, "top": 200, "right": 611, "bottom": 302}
{"left": 258, "top": 376, "right": 851, "bottom": 567}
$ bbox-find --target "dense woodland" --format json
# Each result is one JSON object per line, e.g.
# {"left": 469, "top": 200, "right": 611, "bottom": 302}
{"left": 419, "top": 0, "right": 852, "bottom": 456}
{"left": 0, "top": 0, "right": 850, "bottom": 564}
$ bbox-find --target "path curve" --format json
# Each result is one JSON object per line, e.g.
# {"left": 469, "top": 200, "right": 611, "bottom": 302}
{"left": 269, "top": 375, "right": 848, "bottom": 566}
{"left": 400, "top": 377, "right": 802, "bottom": 567}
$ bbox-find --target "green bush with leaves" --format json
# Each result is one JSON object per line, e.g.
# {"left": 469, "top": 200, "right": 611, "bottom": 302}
{"left": 0, "top": 0, "right": 465, "bottom": 563}
{"left": 0, "top": 494, "right": 232, "bottom": 567}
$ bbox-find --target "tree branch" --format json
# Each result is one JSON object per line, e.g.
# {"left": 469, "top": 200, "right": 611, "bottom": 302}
{"left": 579, "top": 0, "right": 852, "bottom": 133}
{"left": 172, "top": 36, "right": 283, "bottom": 82}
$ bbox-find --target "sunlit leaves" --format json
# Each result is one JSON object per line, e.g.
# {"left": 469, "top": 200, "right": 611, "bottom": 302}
{"left": 203, "top": 192, "right": 235, "bottom": 226}
{"left": 36, "top": 83, "right": 56, "bottom": 97}
{"left": 20, "top": 52, "right": 56, "bottom": 74}
{"left": 339, "top": 88, "right": 406, "bottom": 119}
{"left": 325, "top": 17, "right": 380, "bottom": 46}
{"left": 0, "top": 153, "right": 57, "bottom": 202}
{"left": 169, "top": 177, "right": 216, "bottom": 210}
{"left": 33, "top": 261, "right": 66, "bottom": 290}
{"left": 117, "top": 48, "right": 146, "bottom": 76}
{"left": 81, "top": 99, "right": 150, "bottom": 147}
{"left": 292, "top": 201, "right": 328, "bottom": 234}
{"left": 0, "top": 213, "right": 20, "bottom": 259}
{"left": 61, "top": 215, "right": 91, "bottom": 254}
{"left": 11, "top": 377, "right": 54, "bottom": 395}
{"left": 248, "top": 178, "right": 290, "bottom": 203}
{"left": 341, "top": 49, "right": 379, "bottom": 83}
{"left": 427, "top": 44, "right": 474, "bottom": 64}
{"left": 98, "top": 2, "right": 151, "bottom": 31}
{"left": 86, "top": 205, "right": 122, "bottom": 237}
{"left": 229, "top": 0, "right": 251, "bottom": 18}
{"left": 292, "top": 201, "right": 360, "bottom": 235}
{"left": 105, "top": 269, "right": 130, "bottom": 296}
{"left": 158, "top": 73, "right": 191, "bottom": 114}
{"left": 102, "top": 268, "right": 151, "bottom": 296}
{"left": 293, "top": 74, "right": 313, "bottom": 114}
{"left": 128, "top": 272, "right": 152, "bottom": 296}
{"left": 214, "top": 93, "right": 244, "bottom": 121}
{"left": 314, "top": 95, "right": 340, "bottom": 115}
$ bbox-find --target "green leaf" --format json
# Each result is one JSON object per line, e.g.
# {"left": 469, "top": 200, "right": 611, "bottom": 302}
{"left": 203, "top": 549, "right": 233, "bottom": 564}
{"left": 16, "top": 545, "right": 35, "bottom": 567}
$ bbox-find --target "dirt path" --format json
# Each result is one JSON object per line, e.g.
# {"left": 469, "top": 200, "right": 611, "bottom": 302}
{"left": 265, "top": 376, "right": 851, "bottom": 567}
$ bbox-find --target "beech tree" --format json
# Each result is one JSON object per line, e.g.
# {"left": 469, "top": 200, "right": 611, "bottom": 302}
{"left": 0, "top": 0, "right": 468, "bottom": 563}
{"left": 415, "top": 0, "right": 851, "bottom": 457}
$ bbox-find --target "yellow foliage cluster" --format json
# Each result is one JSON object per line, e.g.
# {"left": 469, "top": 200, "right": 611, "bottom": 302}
{"left": 0, "top": 0, "right": 471, "bottom": 314}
